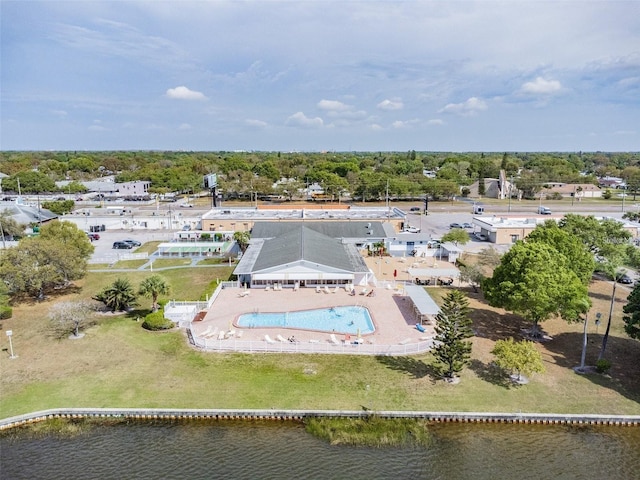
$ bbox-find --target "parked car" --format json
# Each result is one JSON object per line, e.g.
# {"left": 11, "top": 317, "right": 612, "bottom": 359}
{"left": 474, "top": 232, "right": 488, "bottom": 241}
{"left": 403, "top": 226, "right": 421, "bottom": 233}
{"left": 449, "top": 223, "right": 462, "bottom": 229}
{"left": 113, "top": 241, "right": 133, "bottom": 249}
{"left": 86, "top": 233, "right": 100, "bottom": 241}
{"left": 409, "top": 206, "right": 421, "bottom": 212}
{"left": 122, "top": 239, "right": 141, "bottom": 247}
{"left": 617, "top": 274, "right": 634, "bottom": 284}
{"left": 462, "top": 223, "right": 473, "bottom": 228}
{"left": 180, "top": 203, "right": 194, "bottom": 208}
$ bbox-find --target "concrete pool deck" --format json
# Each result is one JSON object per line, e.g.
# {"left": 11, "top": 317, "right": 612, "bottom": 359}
{"left": 193, "top": 284, "right": 435, "bottom": 351}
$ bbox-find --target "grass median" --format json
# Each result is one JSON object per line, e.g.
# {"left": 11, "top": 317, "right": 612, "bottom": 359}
{"left": 1, "top": 270, "right": 638, "bottom": 419}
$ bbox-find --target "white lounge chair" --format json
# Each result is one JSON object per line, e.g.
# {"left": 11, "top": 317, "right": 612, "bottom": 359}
{"left": 204, "top": 327, "right": 219, "bottom": 339}
{"left": 276, "top": 334, "right": 288, "bottom": 343}
{"left": 217, "top": 331, "right": 226, "bottom": 340}
{"left": 332, "top": 286, "right": 338, "bottom": 293}
{"left": 360, "top": 288, "right": 369, "bottom": 296}
{"left": 399, "top": 338, "right": 411, "bottom": 345}
{"left": 316, "top": 286, "right": 321, "bottom": 293}
{"left": 265, "top": 285, "right": 271, "bottom": 292}
{"left": 324, "top": 286, "right": 331, "bottom": 294}
{"left": 236, "top": 330, "right": 243, "bottom": 338}
{"left": 329, "top": 333, "right": 340, "bottom": 345}
{"left": 238, "top": 290, "right": 249, "bottom": 297}
{"left": 264, "top": 334, "right": 276, "bottom": 344}
{"left": 198, "top": 325, "right": 213, "bottom": 337}
{"left": 293, "top": 282, "right": 299, "bottom": 291}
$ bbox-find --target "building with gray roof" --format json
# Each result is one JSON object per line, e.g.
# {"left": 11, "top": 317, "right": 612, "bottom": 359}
{"left": 234, "top": 223, "right": 376, "bottom": 288}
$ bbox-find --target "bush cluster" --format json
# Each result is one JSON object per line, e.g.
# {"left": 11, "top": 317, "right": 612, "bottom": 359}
{"left": 142, "top": 311, "right": 174, "bottom": 331}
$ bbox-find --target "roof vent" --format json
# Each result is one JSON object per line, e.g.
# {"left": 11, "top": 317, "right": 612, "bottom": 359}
{"left": 366, "top": 222, "right": 371, "bottom": 229}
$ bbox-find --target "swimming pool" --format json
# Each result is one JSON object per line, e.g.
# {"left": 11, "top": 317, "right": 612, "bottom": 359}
{"left": 236, "top": 306, "right": 375, "bottom": 335}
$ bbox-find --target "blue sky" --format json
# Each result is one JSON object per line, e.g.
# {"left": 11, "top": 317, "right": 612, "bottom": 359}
{"left": 1, "top": 0, "right": 639, "bottom": 152}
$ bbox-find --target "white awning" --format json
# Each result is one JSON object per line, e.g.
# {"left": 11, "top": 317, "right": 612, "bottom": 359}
{"left": 252, "top": 273, "right": 354, "bottom": 281}
{"left": 408, "top": 267, "right": 460, "bottom": 278}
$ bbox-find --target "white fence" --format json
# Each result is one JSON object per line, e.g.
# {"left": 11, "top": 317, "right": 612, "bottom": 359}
{"left": 164, "top": 283, "right": 225, "bottom": 326}
{"left": 191, "top": 334, "right": 434, "bottom": 355}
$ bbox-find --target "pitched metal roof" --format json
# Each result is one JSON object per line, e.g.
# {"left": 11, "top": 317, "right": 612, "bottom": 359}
{"left": 252, "top": 226, "right": 368, "bottom": 272}
{"left": 0, "top": 201, "right": 58, "bottom": 225}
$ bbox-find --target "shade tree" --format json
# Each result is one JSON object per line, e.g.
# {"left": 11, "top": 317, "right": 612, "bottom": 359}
{"left": 482, "top": 242, "right": 589, "bottom": 337}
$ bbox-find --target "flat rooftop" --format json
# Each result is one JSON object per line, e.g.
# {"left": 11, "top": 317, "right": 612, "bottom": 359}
{"left": 202, "top": 206, "right": 406, "bottom": 222}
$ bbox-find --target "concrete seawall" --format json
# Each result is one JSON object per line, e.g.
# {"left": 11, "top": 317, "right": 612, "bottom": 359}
{"left": 1, "top": 408, "right": 639, "bottom": 431}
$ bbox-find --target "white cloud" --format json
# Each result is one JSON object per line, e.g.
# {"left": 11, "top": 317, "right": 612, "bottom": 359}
{"left": 245, "top": 119, "right": 268, "bottom": 128}
{"left": 439, "top": 97, "right": 488, "bottom": 116}
{"left": 178, "top": 123, "right": 192, "bottom": 130}
{"left": 392, "top": 119, "right": 420, "bottom": 129}
{"left": 165, "top": 86, "right": 207, "bottom": 100}
{"left": 427, "top": 119, "right": 444, "bottom": 126}
{"left": 317, "top": 99, "right": 351, "bottom": 111}
{"left": 285, "top": 112, "right": 323, "bottom": 128}
{"left": 377, "top": 99, "right": 403, "bottom": 111}
{"left": 88, "top": 125, "right": 107, "bottom": 131}
{"left": 520, "top": 77, "right": 562, "bottom": 95}
{"left": 50, "top": 109, "right": 68, "bottom": 118}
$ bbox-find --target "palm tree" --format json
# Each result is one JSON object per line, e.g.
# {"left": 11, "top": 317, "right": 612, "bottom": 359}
{"left": 233, "top": 231, "right": 251, "bottom": 253}
{"left": 138, "top": 275, "right": 170, "bottom": 312}
{"left": 94, "top": 278, "right": 137, "bottom": 312}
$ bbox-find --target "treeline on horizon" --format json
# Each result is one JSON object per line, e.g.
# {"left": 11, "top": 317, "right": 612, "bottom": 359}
{"left": 1, "top": 150, "right": 639, "bottom": 201}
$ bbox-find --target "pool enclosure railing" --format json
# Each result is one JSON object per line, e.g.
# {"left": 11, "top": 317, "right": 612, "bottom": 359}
{"left": 190, "top": 333, "right": 435, "bottom": 355}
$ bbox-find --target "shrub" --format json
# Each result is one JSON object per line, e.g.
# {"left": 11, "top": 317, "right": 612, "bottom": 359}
{"left": 142, "top": 311, "right": 174, "bottom": 331}
{"left": 548, "top": 192, "right": 563, "bottom": 200}
{"left": 0, "top": 305, "right": 13, "bottom": 319}
{"left": 596, "top": 358, "right": 612, "bottom": 374}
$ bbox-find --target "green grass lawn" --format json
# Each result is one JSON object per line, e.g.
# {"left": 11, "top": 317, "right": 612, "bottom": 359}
{"left": 1, "top": 269, "right": 638, "bottom": 419}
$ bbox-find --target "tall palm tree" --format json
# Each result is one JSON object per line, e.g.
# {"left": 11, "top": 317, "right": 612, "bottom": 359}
{"left": 94, "top": 278, "right": 137, "bottom": 312}
{"left": 138, "top": 275, "right": 170, "bottom": 312}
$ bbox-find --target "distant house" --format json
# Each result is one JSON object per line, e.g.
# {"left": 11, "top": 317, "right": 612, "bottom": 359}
{"left": 598, "top": 176, "right": 626, "bottom": 189}
{"left": 544, "top": 182, "right": 602, "bottom": 199}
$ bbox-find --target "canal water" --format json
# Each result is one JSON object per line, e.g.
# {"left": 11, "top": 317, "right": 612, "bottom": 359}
{"left": 2, "top": 420, "right": 639, "bottom": 479}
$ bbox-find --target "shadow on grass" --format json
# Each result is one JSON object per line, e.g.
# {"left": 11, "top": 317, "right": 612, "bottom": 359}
{"left": 542, "top": 331, "right": 640, "bottom": 405}
{"left": 470, "top": 307, "right": 533, "bottom": 342}
{"left": 375, "top": 355, "right": 439, "bottom": 383}
{"left": 468, "top": 359, "right": 514, "bottom": 389}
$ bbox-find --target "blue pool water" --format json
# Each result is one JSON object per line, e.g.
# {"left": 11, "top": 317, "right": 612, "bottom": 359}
{"left": 237, "top": 306, "right": 375, "bottom": 334}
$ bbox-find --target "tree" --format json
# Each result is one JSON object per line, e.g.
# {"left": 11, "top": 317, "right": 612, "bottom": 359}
{"left": 482, "top": 242, "right": 589, "bottom": 337}
{"left": 39, "top": 220, "right": 94, "bottom": 260}
{"left": 0, "top": 236, "right": 88, "bottom": 299}
{"left": 476, "top": 246, "right": 502, "bottom": 269}
{"left": 233, "top": 230, "right": 250, "bottom": 253}
{"left": 458, "top": 263, "right": 484, "bottom": 293}
{"left": 94, "top": 278, "right": 137, "bottom": 312}
{"left": 48, "top": 300, "right": 93, "bottom": 338}
{"left": 623, "top": 283, "right": 640, "bottom": 340}
{"left": 441, "top": 228, "right": 470, "bottom": 246}
{"left": 432, "top": 290, "right": 474, "bottom": 380}
{"left": 526, "top": 221, "right": 596, "bottom": 284}
{"left": 138, "top": 275, "right": 170, "bottom": 312}
{"left": 0, "top": 211, "right": 26, "bottom": 239}
{"left": 491, "top": 338, "right": 545, "bottom": 383}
